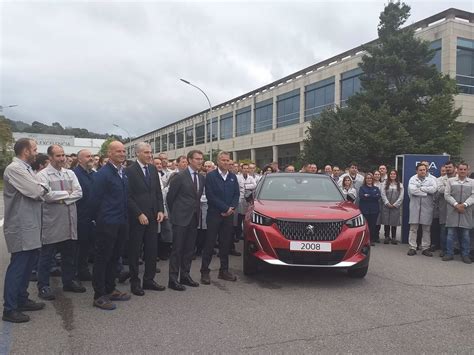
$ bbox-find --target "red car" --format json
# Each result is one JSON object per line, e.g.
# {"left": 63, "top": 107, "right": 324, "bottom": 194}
{"left": 243, "top": 173, "right": 370, "bottom": 278}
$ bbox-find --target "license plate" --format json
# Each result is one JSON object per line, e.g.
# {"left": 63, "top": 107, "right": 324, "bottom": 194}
{"left": 290, "top": 241, "right": 332, "bottom": 252}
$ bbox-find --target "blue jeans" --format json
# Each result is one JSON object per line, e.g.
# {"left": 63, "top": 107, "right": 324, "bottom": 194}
{"left": 3, "top": 249, "right": 39, "bottom": 312}
{"left": 446, "top": 227, "right": 471, "bottom": 257}
{"left": 37, "top": 240, "right": 76, "bottom": 289}
{"left": 439, "top": 224, "right": 447, "bottom": 253}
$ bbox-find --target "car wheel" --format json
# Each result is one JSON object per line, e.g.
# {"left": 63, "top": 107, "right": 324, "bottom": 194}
{"left": 243, "top": 238, "right": 259, "bottom": 275}
{"left": 347, "top": 266, "right": 368, "bottom": 278}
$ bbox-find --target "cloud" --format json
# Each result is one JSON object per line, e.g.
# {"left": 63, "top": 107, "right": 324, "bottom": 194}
{"left": 1, "top": 0, "right": 471, "bottom": 137}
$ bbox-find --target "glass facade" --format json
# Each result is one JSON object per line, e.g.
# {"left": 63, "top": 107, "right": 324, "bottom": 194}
{"left": 176, "top": 129, "right": 184, "bottom": 149}
{"left": 304, "top": 76, "right": 335, "bottom": 121}
{"left": 457, "top": 38, "right": 474, "bottom": 95}
{"left": 236, "top": 106, "right": 251, "bottom": 136}
{"left": 429, "top": 39, "right": 442, "bottom": 71}
{"left": 255, "top": 99, "right": 273, "bottom": 133}
{"left": 185, "top": 126, "right": 193, "bottom": 147}
{"left": 195, "top": 123, "right": 205, "bottom": 145}
{"left": 161, "top": 134, "right": 167, "bottom": 151}
{"left": 154, "top": 136, "right": 160, "bottom": 153}
{"left": 206, "top": 117, "right": 218, "bottom": 142}
{"left": 277, "top": 89, "right": 300, "bottom": 128}
{"left": 220, "top": 113, "right": 233, "bottom": 140}
{"left": 168, "top": 131, "right": 175, "bottom": 151}
{"left": 340, "top": 68, "right": 362, "bottom": 107}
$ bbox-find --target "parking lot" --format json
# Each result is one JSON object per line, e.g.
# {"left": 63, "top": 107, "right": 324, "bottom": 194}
{"left": 0, "top": 221, "right": 473, "bottom": 354}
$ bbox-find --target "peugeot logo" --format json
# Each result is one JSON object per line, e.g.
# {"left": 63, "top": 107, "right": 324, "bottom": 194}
{"left": 306, "top": 224, "right": 315, "bottom": 236}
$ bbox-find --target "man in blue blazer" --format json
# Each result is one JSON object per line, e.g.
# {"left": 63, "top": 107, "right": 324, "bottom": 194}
{"left": 92, "top": 141, "right": 131, "bottom": 310}
{"left": 200, "top": 151, "right": 240, "bottom": 284}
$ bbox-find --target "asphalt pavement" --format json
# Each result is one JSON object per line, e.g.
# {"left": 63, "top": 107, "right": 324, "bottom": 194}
{"left": 0, "top": 201, "right": 473, "bottom": 353}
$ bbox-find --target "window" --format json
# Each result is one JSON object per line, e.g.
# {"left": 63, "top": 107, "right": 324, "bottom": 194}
{"left": 277, "top": 89, "right": 300, "bottom": 128}
{"left": 236, "top": 106, "right": 251, "bottom": 136}
{"left": 195, "top": 123, "right": 205, "bottom": 145}
{"left": 168, "top": 131, "right": 175, "bottom": 150}
{"left": 304, "top": 77, "right": 335, "bottom": 121}
{"left": 206, "top": 117, "right": 218, "bottom": 142}
{"left": 429, "top": 39, "right": 442, "bottom": 71}
{"left": 340, "top": 68, "right": 362, "bottom": 107}
{"left": 176, "top": 129, "right": 184, "bottom": 149}
{"left": 457, "top": 38, "right": 474, "bottom": 95}
{"left": 185, "top": 126, "right": 194, "bottom": 147}
{"left": 161, "top": 134, "right": 168, "bottom": 151}
{"left": 157, "top": 137, "right": 162, "bottom": 153}
{"left": 255, "top": 99, "right": 273, "bottom": 133}
{"left": 220, "top": 113, "right": 233, "bottom": 140}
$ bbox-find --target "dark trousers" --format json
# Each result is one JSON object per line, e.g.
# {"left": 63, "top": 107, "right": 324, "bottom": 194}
{"left": 363, "top": 213, "right": 379, "bottom": 243}
{"left": 37, "top": 239, "right": 76, "bottom": 289}
{"left": 92, "top": 223, "right": 128, "bottom": 300}
{"left": 3, "top": 249, "right": 39, "bottom": 312}
{"left": 195, "top": 229, "right": 206, "bottom": 255}
{"left": 76, "top": 220, "right": 95, "bottom": 276}
{"left": 169, "top": 217, "right": 197, "bottom": 283}
{"left": 201, "top": 213, "right": 233, "bottom": 273}
{"left": 128, "top": 218, "right": 158, "bottom": 284}
{"left": 384, "top": 225, "right": 397, "bottom": 239}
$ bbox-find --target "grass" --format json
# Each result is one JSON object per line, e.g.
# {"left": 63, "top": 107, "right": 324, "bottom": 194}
{"left": 0, "top": 178, "right": 3, "bottom": 190}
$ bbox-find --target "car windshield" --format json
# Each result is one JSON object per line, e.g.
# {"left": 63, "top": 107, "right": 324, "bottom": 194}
{"left": 258, "top": 174, "right": 344, "bottom": 202}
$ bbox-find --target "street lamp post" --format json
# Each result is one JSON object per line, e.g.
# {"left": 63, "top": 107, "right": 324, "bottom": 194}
{"left": 180, "top": 79, "right": 214, "bottom": 162}
{"left": 113, "top": 123, "right": 133, "bottom": 158}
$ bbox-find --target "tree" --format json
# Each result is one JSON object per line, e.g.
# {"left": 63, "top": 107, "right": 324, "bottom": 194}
{"left": 0, "top": 115, "right": 14, "bottom": 177}
{"left": 98, "top": 136, "right": 122, "bottom": 157}
{"left": 303, "top": 1, "right": 464, "bottom": 172}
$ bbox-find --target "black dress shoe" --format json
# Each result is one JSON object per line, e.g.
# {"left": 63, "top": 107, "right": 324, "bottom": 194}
{"left": 63, "top": 280, "right": 86, "bottom": 293}
{"left": 229, "top": 250, "right": 241, "bottom": 257}
{"left": 131, "top": 285, "right": 145, "bottom": 296}
{"left": 143, "top": 280, "right": 166, "bottom": 291}
{"left": 200, "top": 272, "right": 211, "bottom": 285}
{"left": 2, "top": 310, "right": 30, "bottom": 323}
{"left": 17, "top": 299, "right": 45, "bottom": 312}
{"left": 168, "top": 281, "right": 186, "bottom": 291}
{"left": 180, "top": 276, "right": 199, "bottom": 287}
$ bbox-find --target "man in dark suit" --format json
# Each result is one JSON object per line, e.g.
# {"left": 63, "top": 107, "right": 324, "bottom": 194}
{"left": 201, "top": 151, "right": 240, "bottom": 284}
{"left": 166, "top": 150, "right": 205, "bottom": 291}
{"left": 126, "top": 142, "right": 165, "bottom": 296}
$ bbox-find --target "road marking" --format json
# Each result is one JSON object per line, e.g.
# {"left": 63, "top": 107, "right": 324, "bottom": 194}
{"left": 0, "top": 218, "right": 3, "bottom": 227}
{"left": 0, "top": 320, "right": 13, "bottom": 355}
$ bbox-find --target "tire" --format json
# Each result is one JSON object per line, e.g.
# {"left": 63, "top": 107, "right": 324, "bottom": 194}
{"left": 243, "top": 238, "right": 259, "bottom": 275}
{"left": 347, "top": 265, "right": 368, "bottom": 278}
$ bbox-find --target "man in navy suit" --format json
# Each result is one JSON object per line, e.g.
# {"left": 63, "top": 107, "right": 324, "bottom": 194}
{"left": 92, "top": 141, "right": 131, "bottom": 310}
{"left": 166, "top": 150, "right": 205, "bottom": 291}
{"left": 126, "top": 142, "right": 165, "bottom": 296}
{"left": 201, "top": 151, "right": 240, "bottom": 284}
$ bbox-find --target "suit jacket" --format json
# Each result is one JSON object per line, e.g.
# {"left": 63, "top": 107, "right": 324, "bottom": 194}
{"left": 166, "top": 168, "right": 205, "bottom": 227}
{"left": 126, "top": 162, "right": 164, "bottom": 222}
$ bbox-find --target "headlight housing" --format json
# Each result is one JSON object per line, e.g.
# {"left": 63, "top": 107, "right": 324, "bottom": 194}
{"left": 251, "top": 211, "right": 274, "bottom": 226}
{"left": 345, "top": 214, "right": 365, "bottom": 228}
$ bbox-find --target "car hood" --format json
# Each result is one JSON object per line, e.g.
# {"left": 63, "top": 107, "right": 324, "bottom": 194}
{"left": 253, "top": 199, "right": 360, "bottom": 221}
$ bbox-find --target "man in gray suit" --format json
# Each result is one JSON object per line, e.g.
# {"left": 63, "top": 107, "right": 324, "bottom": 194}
{"left": 2, "top": 138, "right": 49, "bottom": 323}
{"left": 166, "top": 150, "right": 205, "bottom": 291}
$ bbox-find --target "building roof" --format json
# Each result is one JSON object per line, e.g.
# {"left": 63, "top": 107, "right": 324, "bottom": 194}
{"left": 133, "top": 7, "right": 473, "bottom": 141}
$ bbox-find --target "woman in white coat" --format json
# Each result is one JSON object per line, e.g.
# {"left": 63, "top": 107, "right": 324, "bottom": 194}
{"left": 380, "top": 170, "right": 404, "bottom": 244}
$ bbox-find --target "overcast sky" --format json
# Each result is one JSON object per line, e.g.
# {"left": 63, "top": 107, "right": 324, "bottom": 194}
{"left": 1, "top": 0, "right": 472, "bottom": 138}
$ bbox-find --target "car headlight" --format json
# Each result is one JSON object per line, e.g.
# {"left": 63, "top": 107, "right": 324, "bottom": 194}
{"left": 346, "top": 214, "right": 365, "bottom": 228}
{"left": 251, "top": 211, "right": 274, "bottom": 226}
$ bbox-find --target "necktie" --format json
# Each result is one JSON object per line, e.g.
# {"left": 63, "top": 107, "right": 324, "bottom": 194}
{"left": 144, "top": 165, "right": 150, "bottom": 186}
{"left": 193, "top": 171, "right": 198, "bottom": 193}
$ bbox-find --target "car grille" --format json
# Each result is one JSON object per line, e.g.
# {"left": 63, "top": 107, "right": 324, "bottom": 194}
{"left": 275, "top": 220, "right": 344, "bottom": 241}
{"left": 275, "top": 249, "right": 347, "bottom": 266}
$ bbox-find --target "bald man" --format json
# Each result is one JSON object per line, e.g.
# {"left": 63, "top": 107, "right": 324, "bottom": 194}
{"left": 92, "top": 141, "right": 131, "bottom": 310}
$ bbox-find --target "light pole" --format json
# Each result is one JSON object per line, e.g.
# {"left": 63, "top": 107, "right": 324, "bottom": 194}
{"left": 113, "top": 123, "right": 133, "bottom": 158}
{"left": 180, "top": 78, "right": 214, "bottom": 162}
